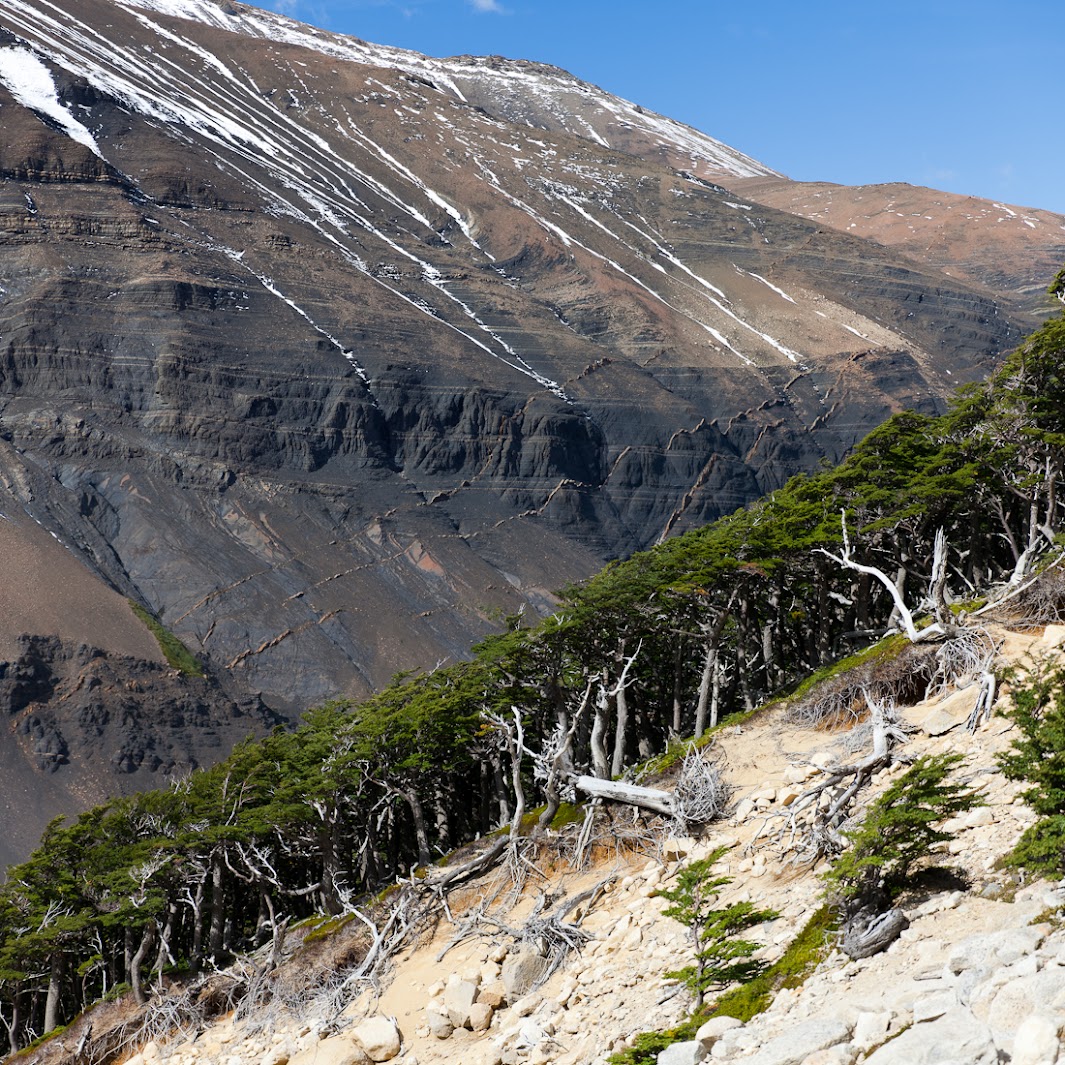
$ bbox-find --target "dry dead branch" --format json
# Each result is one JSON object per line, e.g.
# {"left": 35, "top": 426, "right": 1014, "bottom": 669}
{"left": 437, "top": 878, "right": 615, "bottom": 989}
{"left": 328, "top": 886, "right": 423, "bottom": 1007}
{"left": 980, "top": 554, "right": 1065, "bottom": 626}
{"left": 922, "top": 626, "right": 1001, "bottom": 731}
{"left": 786, "top": 643, "right": 938, "bottom": 729}
{"left": 817, "top": 516, "right": 955, "bottom": 644}
{"left": 758, "top": 692, "right": 908, "bottom": 863}
{"left": 924, "top": 627, "right": 998, "bottom": 700}
{"left": 670, "top": 746, "right": 732, "bottom": 835}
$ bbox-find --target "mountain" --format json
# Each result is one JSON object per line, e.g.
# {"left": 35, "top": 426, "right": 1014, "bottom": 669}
{"left": 0, "top": 0, "right": 1054, "bottom": 854}
{"left": 731, "top": 176, "right": 1065, "bottom": 320}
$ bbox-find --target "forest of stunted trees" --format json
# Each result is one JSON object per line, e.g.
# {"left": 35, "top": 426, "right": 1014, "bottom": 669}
{"left": 1, "top": 290, "right": 1064, "bottom": 1053}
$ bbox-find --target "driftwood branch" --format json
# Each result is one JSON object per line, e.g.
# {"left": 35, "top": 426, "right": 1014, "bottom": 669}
{"left": 756, "top": 691, "right": 907, "bottom": 862}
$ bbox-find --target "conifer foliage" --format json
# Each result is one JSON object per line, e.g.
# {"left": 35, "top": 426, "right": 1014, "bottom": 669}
{"left": 660, "top": 847, "right": 777, "bottom": 1009}
{"left": 821, "top": 754, "right": 981, "bottom": 915}
{"left": 999, "top": 661, "right": 1065, "bottom": 874}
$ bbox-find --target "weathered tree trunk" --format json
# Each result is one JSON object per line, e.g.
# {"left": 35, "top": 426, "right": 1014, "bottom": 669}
{"left": 317, "top": 812, "right": 347, "bottom": 915}
{"left": 153, "top": 902, "right": 177, "bottom": 984}
{"left": 709, "top": 652, "right": 724, "bottom": 731}
{"left": 671, "top": 641, "right": 684, "bottom": 735}
{"left": 358, "top": 812, "right": 382, "bottom": 887}
{"left": 590, "top": 672, "right": 611, "bottom": 780}
{"left": 208, "top": 855, "right": 226, "bottom": 961}
{"left": 493, "top": 755, "right": 511, "bottom": 824}
{"left": 189, "top": 877, "right": 206, "bottom": 974}
{"left": 841, "top": 907, "right": 909, "bottom": 959}
{"left": 694, "top": 643, "right": 715, "bottom": 739}
{"left": 610, "top": 676, "right": 631, "bottom": 779}
{"left": 433, "top": 785, "right": 453, "bottom": 852}
{"left": 43, "top": 953, "right": 63, "bottom": 1034}
{"left": 571, "top": 776, "right": 674, "bottom": 818}
{"left": 6, "top": 992, "right": 21, "bottom": 1054}
{"left": 130, "top": 921, "right": 157, "bottom": 1006}
{"left": 397, "top": 786, "right": 433, "bottom": 869}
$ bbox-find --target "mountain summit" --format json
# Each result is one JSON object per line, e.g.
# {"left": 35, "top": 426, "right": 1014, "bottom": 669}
{"left": 0, "top": 0, "right": 1050, "bottom": 850}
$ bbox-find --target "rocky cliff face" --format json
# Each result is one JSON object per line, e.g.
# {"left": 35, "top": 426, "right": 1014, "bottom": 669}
{"left": 0, "top": 0, "right": 1043, "bottom": 857}
{"left": 0, "top": 631, "right": 279, "bottom": 869}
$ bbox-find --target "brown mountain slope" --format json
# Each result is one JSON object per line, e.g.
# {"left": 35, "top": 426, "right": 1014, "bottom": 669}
{"left": 0, "top": 500, "right": 161, "bottom": 663}
{"left": 731, "top": 176, "right": 1065, "bottom": 320}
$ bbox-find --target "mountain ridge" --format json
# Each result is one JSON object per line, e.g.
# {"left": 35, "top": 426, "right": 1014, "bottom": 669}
{"left": 0, "top": 0, "right": 1057, "bottom": 864}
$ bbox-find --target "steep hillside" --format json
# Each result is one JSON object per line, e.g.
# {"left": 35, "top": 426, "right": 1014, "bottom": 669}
{"left": 1, "top": 300, "right": 1063, "bottom": 1058}
{"left": 0, "top": 0, "right": 1026, "bottom": 728}
{"left": 731, "top": 176, "right": 1065, "bottom": 321}
{"left": 14, "top": 620, "right": 1065, "bottom": 1065}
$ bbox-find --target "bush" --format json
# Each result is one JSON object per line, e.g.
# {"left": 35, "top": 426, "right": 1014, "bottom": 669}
{"left": 999, "top": 661, "right": 1065, "bottom": 873}
{"left": 608, "top": 907, "right": 836, "bottom": 1065}
{"left": 822, "top": 754, "right": 980, "bottom": 914}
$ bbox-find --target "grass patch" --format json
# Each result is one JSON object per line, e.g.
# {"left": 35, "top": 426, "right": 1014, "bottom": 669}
{"left": 783, "top": 634, "right": 908, "bottom": 705}
{"left": 607, "top": 1013, "right": 707, "bottom": 1065}
{"left": 711, "top": 906, "right": 836, "bottom": 1021}
{"left": 129, "top": 600, "right": 206, "bottom": 676}
{"left": 609, "top": 907, "right": 837, "bottom": 1065}
{"left": 10, "top": 1023, "right": 69, "bottom": 1057}
{"left": 302, "top": 913, "right": 354, "bottom": 944}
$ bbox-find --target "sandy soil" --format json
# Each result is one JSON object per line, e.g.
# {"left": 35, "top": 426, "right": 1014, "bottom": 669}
{"left": 0, "top": 500, "right": 162, "bottom": 662}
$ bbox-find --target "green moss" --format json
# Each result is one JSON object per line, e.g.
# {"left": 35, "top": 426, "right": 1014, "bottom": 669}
{"left": 485, "top": 800, "right": 587, "bottom": 839}
{"left": 712, "top": 906, "right": 835, "bottom": 1021}
{"left": 783, "top": 634, "right": 908, "bottom": 705}
{"left": 550, "top": 801, "right": 586, "bottom": 830}
{"left": 129, "top": 600, "right": 206, "bottom": 676}
{"left": 302, "top": 913, "right": 354, "bottom": 944}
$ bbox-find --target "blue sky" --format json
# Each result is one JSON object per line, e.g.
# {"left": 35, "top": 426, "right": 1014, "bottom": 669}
{"left": 264, "top": 0, "right": 1063, "bottom": 214}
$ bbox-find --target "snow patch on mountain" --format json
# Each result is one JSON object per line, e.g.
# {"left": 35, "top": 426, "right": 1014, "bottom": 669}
{"left": 0, "top": 45, "right": 100, "bottom": 153}
{"left": 112, "top": 0, "right": 776, "bottom": 181}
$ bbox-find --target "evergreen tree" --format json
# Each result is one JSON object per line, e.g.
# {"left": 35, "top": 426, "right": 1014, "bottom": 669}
{"left": 822, "top": 754, "right": 980, "bottom": 914}
{"left": 660, "top": 847, "right": 777, "bottom": 1009}
{"left": 999, "top": 661, "right": 1065, "bottom": 874}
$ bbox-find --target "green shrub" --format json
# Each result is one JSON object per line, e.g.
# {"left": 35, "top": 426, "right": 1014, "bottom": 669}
{"left": 608, "top": 906, "right": 836, "bottom": 1065}
{"left": 999, "top": 661, "right": 1065, "bottom": 874}
{"left": 822, "top": 754, "right": 980, "bottom": 913}
{"left": 129, "top": 601, "right": 206, "bottom": 676}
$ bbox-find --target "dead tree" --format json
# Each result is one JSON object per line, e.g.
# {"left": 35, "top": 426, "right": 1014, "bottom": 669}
{"left": 437, "top": 878, "right": 615, "bottom": 988}
{"left": 761, "top": 690, "right": 908, "bottom": 862}
{"left": 818, "top": 516, "right": 955, "bottom": 643}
